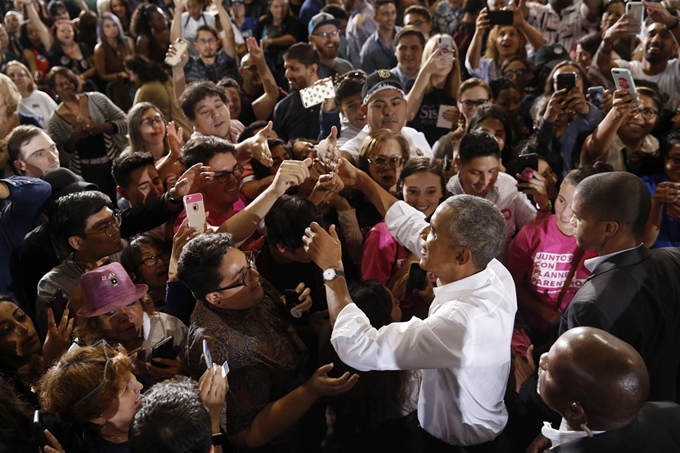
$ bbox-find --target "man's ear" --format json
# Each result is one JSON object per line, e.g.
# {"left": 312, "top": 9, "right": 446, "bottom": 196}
{"left": 68, "top": 235, "right": 85, "bottom": 251}
{"left": 360, "top": 104, "right": 368, "bottom": 116}
{"left": 276, "top": 243, "right": 288, "bottom": 255}
{"left": 603, "top": 220, "right": 619, "bottom": 238}
{"left": 205, "top": 292, "right": 221, "bottom": 305}
{"left": 454, "top": 246, "right": 473, "bottom": 266}
{"left": 13, "top": 160, "right": 26, "bottom": 174}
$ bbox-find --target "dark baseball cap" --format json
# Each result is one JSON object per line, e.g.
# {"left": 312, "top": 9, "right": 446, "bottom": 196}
{"left": 534, "top": 43, "right": 570, "bottom": 69}
{"left": 41, "top": 167, "right": 98, "bottom": 201}
{"left": 362, "top": 70, "right": 406, "bottom": 105}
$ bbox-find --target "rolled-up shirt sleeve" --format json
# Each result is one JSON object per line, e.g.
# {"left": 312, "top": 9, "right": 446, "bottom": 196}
{"left": 330, "top": 302, "right": 466, "bottom": 372}
{"left": 385, "top": 200, "right": 428, "bottom": 259}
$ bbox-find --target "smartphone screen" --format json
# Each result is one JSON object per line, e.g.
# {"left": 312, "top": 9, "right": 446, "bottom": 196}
{"left": 555, "top": 72, "right": 576, "bottom": 92}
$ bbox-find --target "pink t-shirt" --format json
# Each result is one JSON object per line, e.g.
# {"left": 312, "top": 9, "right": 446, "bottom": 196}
{"left": 362, "top": 222, "right": 410, "bottom": 284}
{"left": 506, "top": 215, "right": 597, "bottom": 333}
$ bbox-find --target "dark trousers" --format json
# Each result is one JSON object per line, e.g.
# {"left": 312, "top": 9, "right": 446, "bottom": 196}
{"left": 420, "top": 427, "right": 511, "bottom": 453}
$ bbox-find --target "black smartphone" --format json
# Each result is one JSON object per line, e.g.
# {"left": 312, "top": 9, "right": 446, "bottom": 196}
{"left": 149, "top": 336, "right": 178, "bottom": 368}
{"left": 443, "top": 154, "right": 451, "bottom": 172}
{"left": 284, "top": 289, "right": 303, "bottom": 318}
{"left": 487, "top": 10, "right": 514, "bottom": 26}
{"left": 406, "top": 262, "right": 427, "bottom": 294}
{"left": 555, "top": 72, "right": 577, "bottom": 92}
{"left": 518, "top": 153, "right": 539, "bottom": 176}
{"left": 33, "top": 410, "right": 48, "bottom": 450}
{"left": 49, "top": 289, "right": 68, "bottom": 322}
{"left": 587, "top": 86, "right": 605, "bottom": 108}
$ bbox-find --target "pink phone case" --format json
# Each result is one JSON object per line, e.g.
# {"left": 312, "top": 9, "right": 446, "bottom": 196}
{"left": 183, "top": 193, "right": 206, "bottom": 232}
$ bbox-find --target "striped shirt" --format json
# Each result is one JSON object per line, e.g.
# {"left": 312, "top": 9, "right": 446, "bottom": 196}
{"left": 527, "top": 0, "right": 597, "bottom": 53}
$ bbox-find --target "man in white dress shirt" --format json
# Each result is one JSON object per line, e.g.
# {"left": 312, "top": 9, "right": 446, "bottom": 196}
{"left": 302, "top": 160, "right": 517, "bottom": 451}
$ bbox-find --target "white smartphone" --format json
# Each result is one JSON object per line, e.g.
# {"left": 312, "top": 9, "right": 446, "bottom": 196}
{"left": 611, "top": 68, "right": 639, "bottom": 101}
{"left": 626, "top": 1, "right": 644, "bottom": 22}
{"left": 437, "top": 35, "right": 454, "bottom": 55}
{"left": 165, "top": 38, "right": 189, "bottom": 67}
{"left": 299, "top": 78, "right": 335, "bottom": 109}
{"left": 184, "top": 193, "right": 206, "bottom": 232}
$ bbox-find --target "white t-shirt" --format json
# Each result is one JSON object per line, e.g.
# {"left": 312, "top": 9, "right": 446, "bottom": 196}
{"left": 615, "top": 59, "right": 680, "bottom": 111}
{"left": 20, "top": 90, "right": 57, "bottom": 129}
{"left": 340, "top": 125, "right": 433, "bottom": 165}
{"left": 181, "top": 11, "right": 216, "bottom": 40}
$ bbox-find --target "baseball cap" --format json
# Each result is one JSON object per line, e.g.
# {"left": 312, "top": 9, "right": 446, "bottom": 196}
{"left": 534, "top": 43, "right": 570, "bottom": 69}
{"left": 308, "top": 12, "right": 340, "bottom": 36}
{"left": 362, "top": 70, "right": 406, "bottom": 105}
{"left": 41, "top": 167, "right": 98, "bottom": 201}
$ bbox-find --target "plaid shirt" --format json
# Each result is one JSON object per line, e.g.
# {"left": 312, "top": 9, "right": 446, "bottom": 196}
{"left": 184, "top": 48, "right": 238, "bottom": 84}
{"left": 527, "top": 0, "right": 598, "bottom": 53}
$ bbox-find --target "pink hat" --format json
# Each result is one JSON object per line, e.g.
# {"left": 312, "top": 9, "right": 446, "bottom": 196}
{"left": 77, "top": 262, "right": 149, "bottom": 318}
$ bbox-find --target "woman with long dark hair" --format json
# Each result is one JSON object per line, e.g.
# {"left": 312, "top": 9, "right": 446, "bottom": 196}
{"left": 256, "top": 0, "right": 304, "bottom": 88}
{"left": 94, "top": 13, "right": 134, "bottom": 111}
{"left": 130, "top": 3, "right": 171, "bottom": 64}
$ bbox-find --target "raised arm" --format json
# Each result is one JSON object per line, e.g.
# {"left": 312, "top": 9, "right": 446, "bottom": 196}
{"left": 216, "top": 0, "right": 237, "bottom": 59}
{"left": 580, "top": 89, "right": 641, "bottom": 166}
{"left": 406, "top": 47, "right": 448, "bottom": 122}
{"left": 511, "top": 0, "right": 544, "bottom": 51}
{"left": 467, "top": 7, "right": 489, "bottom": 71}
{"left": 246, "top": 37, "right": 280, "bottom": 121}
{"left": 217, "top": 158, "right": 311, "bottom": 242}
{"left": 170, "top": 0, "right": 184, "bottom": 43}
{"left": 21, "top": 0, "right": 53, "bottom": 50}
{"left": 644, "top": 1, "right": 680, "bottom": 43}
{"left": 595, "top": 14, "right": 639, "bottom": 76}
{"left": 643, "top": 182, "right": 680, "bottom": 247}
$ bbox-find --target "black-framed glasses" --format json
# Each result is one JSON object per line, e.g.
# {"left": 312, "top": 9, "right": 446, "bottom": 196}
{"left": 460, "top": 99, "right": 489, "bottom": 108}
{"left": 141, "top": 251, "right": 171, "bottom": 268}
{"left": 196, "top": 38, "right": 217, "bottom": 45}
{"left": 76, "top": 339, "right": 112, "bottom": 404}
{"left": 140, "top": 117, "right": 165, "bottom": 128}
{"left": 214, "top": 164, "right": 245, "bottom": 184}
{"left": 212, "top": 251, "right": 256, "bottom": 293}
{"left": 367, "top": 156, "right": 404, "bottom": 169}
{"left": 636, "top": 108, "right": 658, "bottom": 120}
{"left": 313, "top": 29, "right": 339, "bottom": 39}
{"left": 82, "top": 213, "right": 121, "bottom": 238}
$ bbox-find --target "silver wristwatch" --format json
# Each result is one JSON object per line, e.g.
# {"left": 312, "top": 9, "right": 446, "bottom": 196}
{"left": 322, "top": 268, "right": 345, "bottom": 283}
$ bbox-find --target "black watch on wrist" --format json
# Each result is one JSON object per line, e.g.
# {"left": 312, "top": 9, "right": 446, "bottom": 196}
{"left": 166, "top": 189, "right": 181, "bottom": 205}
{"left": 212, "top": 433, "right": 223, "bottom": 446}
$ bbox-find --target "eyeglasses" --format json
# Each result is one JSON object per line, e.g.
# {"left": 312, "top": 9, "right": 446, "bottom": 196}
{"left": 636, "top": 107, "right": 658, "bottom": 120}
{"left": 367, "top": 156, "right": 404, "bottom": 169}
{"left": 214, "top": 164, "right": 244, "bottom": 183}
{"left": 196, "top": 38, "right": 217, "bottom": 45}
{"left": 460, "top": 98, "right": 489, "bottom": 108}
{"left": 141, "top": 251, "right": 171, "bottom": 268}
{"left": 76, "top": 339, "right": 112, "bottom": 404}
{"left": 140, "top": 117, "right": 165, "bottom": 128}
{"left": 504, "top": 69, "right": 527, "bottom": 78}
{"left": 82, "top": 213, "right": 121, "bottom": 238}
{"left": 212, "top": 251, "right": 256, "bottom": 293}
{"left": 668, "top": 155, "right": 680, "bottom": 166}
{"left": 313, "top": 29, "right": 339, "bottom": 39}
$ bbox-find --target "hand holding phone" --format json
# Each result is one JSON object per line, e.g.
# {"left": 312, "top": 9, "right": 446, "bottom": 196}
{"left": 165, "top": 38, "right": 189, "bottom": 67}
{"left": 184, "top": 193, "right": 207, "bottom": 233}
{"left": 555, "top": 72, "right": 577, "bottom": 93}
{"left": 487, "top": 10, "right": 514, "bottom": 26}
{"left": 611, "top": 68, "right": 639, "bottom": 102}
{"left": 49, "top": 289, "right": 69, "bottom": 323}
{"left": 33, "top": 411, "right": 48, "bottom": 450}
{"left": 300, "top": 78, "right": 335, "bottom": 109}
{"left": 149, "top": 336, "right": 180, "bottom": 369}
{"left": 406, "top": 262, "right": 428, "bottom": 294}
{"left": 587, "top": 86, "right": 605, "bottom": 109}
{"left": 284, "top": 289, "right": 303, "bottom": 318}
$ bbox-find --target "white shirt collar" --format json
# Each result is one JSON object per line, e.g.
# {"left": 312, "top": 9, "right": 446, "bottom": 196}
{"left": 142, "top": 311, "right": 151, "bottom": 341}
{"left": 541, "top": 419, "right": 605, "bottom": 449}
{"left": 583, "top": 244, "right": 643, "bottom": 272}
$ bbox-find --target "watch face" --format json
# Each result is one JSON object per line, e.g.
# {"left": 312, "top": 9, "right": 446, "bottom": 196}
{"left": 323, "top": 269, "right": 336, "bottom": 280}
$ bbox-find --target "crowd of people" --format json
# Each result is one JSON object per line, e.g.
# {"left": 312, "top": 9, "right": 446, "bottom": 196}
{"left": 1, "top": 0, "right": 680, "bottom": 451}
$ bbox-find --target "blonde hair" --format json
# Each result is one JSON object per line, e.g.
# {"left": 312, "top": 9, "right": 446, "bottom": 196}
{"left": 358, "top": 129, "right": 410, "bottom": 173}
{"left": 75, "top": 294, "right": 156, "bottom": 345}
{"left": 4, "top": 61, "right": 35, "bottom": 93}
{"left": 0, "top": 73, "right": 21, "bottom": 115}
{"left": 421, "top": 34, "right": 461, "bottom": 99}
{"left": 483, "top": 25, "right": 528, "bottom": 64}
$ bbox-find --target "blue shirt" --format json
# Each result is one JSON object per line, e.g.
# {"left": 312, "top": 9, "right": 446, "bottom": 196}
{"left": 0, "top": 176, "right": 51, "bottom": 297}
{"left": 359, "top": 28, "right": 400, "bottom": 74}
{"left": 641, "top": 172, "right": 680, "bottom": 249}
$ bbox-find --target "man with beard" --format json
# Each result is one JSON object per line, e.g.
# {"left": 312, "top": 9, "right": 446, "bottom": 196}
{"left": 273, "top": 43, "right": 325, "bottom": 141}
{"left": 595, "top": 4, "right": 680, "bottom": 111}
{"left": 308, "top": 12, "right": 353, "bottom": 80}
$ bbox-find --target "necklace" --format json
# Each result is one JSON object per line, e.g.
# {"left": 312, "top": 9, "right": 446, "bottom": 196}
{"left": 99, "top": 424, "right": 128, "bottom": 443}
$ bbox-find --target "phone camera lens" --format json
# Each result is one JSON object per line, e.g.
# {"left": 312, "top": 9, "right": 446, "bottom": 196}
{"left": 192, "top": 204, "right": 198, "bottom": 212}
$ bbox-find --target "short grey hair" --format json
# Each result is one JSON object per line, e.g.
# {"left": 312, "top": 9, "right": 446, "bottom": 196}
{"left": 443, "top": 194, "right": 506, "bottom": 269}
